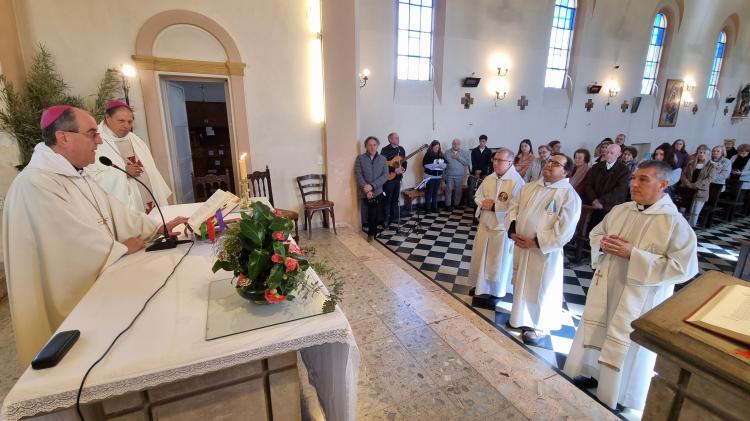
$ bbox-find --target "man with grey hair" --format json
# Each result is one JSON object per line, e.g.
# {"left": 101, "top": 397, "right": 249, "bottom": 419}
{"left": 3, "top": 105, "right": 188, "bottom": 368}
{"left": 381, "top": 132, "right": 407, "bottom": 227}
{"left": 614, "top": 133, "right": 626, "bottom": 146}
{"left": 443, "top": 138, "right": 470, "bottom": 210}
{"left": 583, "top": 143, "right": 630, "bottom": 231}
{"left": 468, "top": 148, "right": 524, "bottom": 307}
{"left": 564, "top": 159, "right": 698, "bottom": 412}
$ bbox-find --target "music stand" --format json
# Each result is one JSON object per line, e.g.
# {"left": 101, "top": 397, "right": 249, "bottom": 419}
{"left": 398, "top": 176, "right": 439, "bottom": 237}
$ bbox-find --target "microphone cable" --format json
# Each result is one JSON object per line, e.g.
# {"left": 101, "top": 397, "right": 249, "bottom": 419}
{"left": 75, "top": 238, "right": 195, "bottom": 420}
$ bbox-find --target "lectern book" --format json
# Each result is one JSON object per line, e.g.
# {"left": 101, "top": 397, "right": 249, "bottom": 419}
{"left": 188, "top": 189, "right": 240, "bottom": 232}
{"left": 685, "top": 284, "right": 750, "bottom": 346}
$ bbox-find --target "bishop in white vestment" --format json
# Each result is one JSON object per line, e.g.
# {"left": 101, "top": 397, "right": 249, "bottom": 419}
{"left": 469, "top": 149, "right": 524, "bottom": 301}
{"left": 2, "top": 106, "right": 186, "bottom": 368}
{"left": 86, "top": 101, "right": 171, "bottom": 213}
{"left": 564, "top": 160, "right": 698, "bottom": 411}
{"left": 505, "top": 153, "right": 581, "bottom": 344}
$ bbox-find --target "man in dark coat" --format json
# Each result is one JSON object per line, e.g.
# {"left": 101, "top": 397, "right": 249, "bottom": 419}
{"left": 381, "top": 132, "right": 407, "bottom": 226}
{"left": 582, "top": 144, "right": 631, "bottom": 231}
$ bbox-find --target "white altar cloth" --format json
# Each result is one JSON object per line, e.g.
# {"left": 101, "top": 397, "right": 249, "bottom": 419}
{"left": 1, "top": 202, "right": 359, "bottom": 421}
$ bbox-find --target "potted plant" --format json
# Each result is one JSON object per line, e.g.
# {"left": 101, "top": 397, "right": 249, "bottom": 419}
{"left": 212, "top": 201, "right": 314, "bottom": 304}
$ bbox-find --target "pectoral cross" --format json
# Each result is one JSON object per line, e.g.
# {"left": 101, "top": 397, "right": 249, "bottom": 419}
{"left": 461, "top": 93, "right": 474, "bottom": 109}
{"left": 585, "top": 99, "right": 594, "bottom": 112}
{"left": 97, "top": 216, "right": 110, "bottom": 226}
{"left": 594, "top": 271, "right": 603, "bottom": 286}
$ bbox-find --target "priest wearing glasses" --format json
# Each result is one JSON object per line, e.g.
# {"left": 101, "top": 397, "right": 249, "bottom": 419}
{"left": 2, "top": 106, "right": 187, "bottom": 368}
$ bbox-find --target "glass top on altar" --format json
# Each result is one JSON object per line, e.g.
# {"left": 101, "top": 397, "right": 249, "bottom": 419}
{"left": 206, "top": 275, "right": 329, "bottom": 340}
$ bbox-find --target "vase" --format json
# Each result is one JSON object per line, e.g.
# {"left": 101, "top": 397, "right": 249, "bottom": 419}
{"left": 236, "top": 287, "right": 268, "bottom": 304}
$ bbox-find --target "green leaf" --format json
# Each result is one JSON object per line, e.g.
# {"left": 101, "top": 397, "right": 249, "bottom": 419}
{"left": 212, "top": 260, "right": 228, "bottom": 273}
{"left": 273, "top": 241, "right": 287, "bottom": 257}
{"left": 251, "top": 201, "right": 274, "bottom": 224}
{"left": 266, "top": 264, "right": 284, "bottom": 289}
{"left": 239, "top": 219, "right": 265, "bottom": 248}
{"left": 268, "top": 217, "right": 292, "bottom": 233}
{"left": 245, "top": 249, "right": 271, "bottom": 280}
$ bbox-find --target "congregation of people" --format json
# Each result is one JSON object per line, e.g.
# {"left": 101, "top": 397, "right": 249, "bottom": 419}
{"left": 354, "top": 131, "right": 750, "bottom": 412}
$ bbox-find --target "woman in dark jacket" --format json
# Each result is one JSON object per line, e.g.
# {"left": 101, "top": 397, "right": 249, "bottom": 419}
{"left": 355, "top": 136, "right": 389, "bottom": 240}
{"left": 422, "top": 140, "right": 445, "bottom": 212}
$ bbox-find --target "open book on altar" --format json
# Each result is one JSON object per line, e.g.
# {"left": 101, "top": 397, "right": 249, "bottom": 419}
{"left": 685, "top": 284, "right": 750, "bottom": 346}
{"left": 187, "top": 189, "right": 241, "bottom": 232}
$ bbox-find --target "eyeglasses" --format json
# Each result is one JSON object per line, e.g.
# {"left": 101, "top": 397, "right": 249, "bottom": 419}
{"left": 493, "top": 158, "right": 513, "bottom": 163}
{"left": 64, "top": 130, "right": 101, "bottom": 140}
{"left": 545, "top": 160, "right": 565, "bottom": 168}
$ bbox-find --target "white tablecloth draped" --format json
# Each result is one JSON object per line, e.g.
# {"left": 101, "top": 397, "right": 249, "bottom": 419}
{"left": 1, "top": 202, "right": 359, "bottom": 421}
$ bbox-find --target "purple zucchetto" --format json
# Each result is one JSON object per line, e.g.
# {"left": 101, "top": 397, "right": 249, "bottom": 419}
{"left": 40, "top": 105, "right": 74, "bottom": 129}
{"left": 105, "top": 100, "right": 132, "bottom": 112}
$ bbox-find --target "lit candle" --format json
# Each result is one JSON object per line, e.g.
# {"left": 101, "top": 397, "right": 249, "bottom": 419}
{"left": 239, "top": 153, "right": 249, "bottom": 207}
{"left": 239, "top": 153, "right": 248, "bottom": 181}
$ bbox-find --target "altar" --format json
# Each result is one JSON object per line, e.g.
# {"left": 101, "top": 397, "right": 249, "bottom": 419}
{"left": 1, "top": 203, "right": 359, "bottom": 421}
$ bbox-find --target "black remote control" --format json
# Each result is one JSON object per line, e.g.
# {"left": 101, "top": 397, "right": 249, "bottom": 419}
{"left": 31, "top": 330, "right": 80, "bottom": 370}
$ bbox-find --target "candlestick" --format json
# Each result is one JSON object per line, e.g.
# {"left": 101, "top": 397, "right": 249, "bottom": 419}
{"left": 239, "top": 153, "right": 249, "bottom": 208}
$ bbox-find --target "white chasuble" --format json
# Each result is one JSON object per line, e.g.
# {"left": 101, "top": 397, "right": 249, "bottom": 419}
{"left": 86, "top": 122, "right": 172, "bottom": 212}
{"left": 469, "top": 167, "right": 525, "bottom": 297}
{"left": 563, "top": 194, "right": 698, "bottom": 410}
{"left": 505, "top": 178, "right": 581, "bottom": 331}
{"left": 3, "top": 143, "right": 160, "bottom": 367}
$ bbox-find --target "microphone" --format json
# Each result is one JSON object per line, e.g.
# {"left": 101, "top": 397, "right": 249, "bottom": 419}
{"left": 99, "top": 156, "right": 178, "bottom": 252}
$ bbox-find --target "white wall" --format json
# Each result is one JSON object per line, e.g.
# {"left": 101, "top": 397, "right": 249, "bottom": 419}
{"left": 8, "top": 0, "right": 325, "bottom": 213}
{"left": 359, "top": 0, "right": 750, "bottom": 189}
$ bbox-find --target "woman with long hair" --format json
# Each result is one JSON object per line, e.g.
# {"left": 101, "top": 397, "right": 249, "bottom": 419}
{"left": 653, "top": 143, "right": 681, "bottom": 197}
{"left": 422, "top": 140, "right": 445, "bottom": 212}
{"left": 355, "top": 136, "right": 389, "bottom": 240}
{"left": 569, "top": 148, "right": 590, "bottom": 194}
{"left": 680, "top": 144, "right": 718, "bottom": 226}
{"left": 672, "top": 139, "right": 689, "bottom": 170}
{"left": 513, "top": 139, "right": 534, "bottom": 177}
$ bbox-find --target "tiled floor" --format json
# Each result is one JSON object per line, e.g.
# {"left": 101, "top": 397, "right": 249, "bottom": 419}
{"left": 376, "top": 205, "right": 750, "bottom": 373}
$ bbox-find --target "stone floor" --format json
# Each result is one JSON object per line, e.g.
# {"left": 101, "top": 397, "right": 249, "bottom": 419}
{"left": 0, "top": 228, "right": 623, "bottom": 420}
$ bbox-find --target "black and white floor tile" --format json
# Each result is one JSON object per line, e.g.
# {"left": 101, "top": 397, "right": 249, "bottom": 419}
{"left": 376, "top": 204, "right": 750, "bottom": 371}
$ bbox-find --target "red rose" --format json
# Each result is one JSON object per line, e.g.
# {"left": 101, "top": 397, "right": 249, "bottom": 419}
{"left": 272, "top": 231, "right": 286, "bottom": 241}
{"left": 271, "top": 253, "right": 284, "bottom": 263}
{"left": 275, "top": 210, "right": 284, "bottom": 217}
{"left": 284, "top": 257, "right": 299, "bottom": 272}
{"left": 264, "top": 288, "right": 286, "bottom": 303}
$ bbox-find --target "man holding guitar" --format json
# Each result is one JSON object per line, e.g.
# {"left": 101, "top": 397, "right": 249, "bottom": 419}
{"left": 381, "top": 132, "right": 407, "bottom": 227}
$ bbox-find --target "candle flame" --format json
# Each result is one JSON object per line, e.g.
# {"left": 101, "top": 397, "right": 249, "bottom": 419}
{"left": 240, "top": 153, "right": 247, "bottom": 160}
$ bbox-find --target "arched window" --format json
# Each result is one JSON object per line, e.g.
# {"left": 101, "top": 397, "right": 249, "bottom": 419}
{"left": 640, "top": 13, "right": 667, "bottom": 95}
{"left": 706, "top": 31, "right": 727, "bottom": 99}
{"left": 544, "top": 0, "right": 577, "bottom": 88}
{"left": 397, "top": 0, "right": 434, "bottom": 81}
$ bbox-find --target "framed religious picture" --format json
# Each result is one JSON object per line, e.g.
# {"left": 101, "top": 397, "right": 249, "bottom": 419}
{"left": 659, "top": 79, "right": 684, "bottom": 127}
{"left": 731, "top": 83, "right": 750, "bottom": 118}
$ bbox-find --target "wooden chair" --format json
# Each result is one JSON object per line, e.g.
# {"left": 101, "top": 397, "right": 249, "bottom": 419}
{"left": 717, "top": 179, "right": 745, "bottom": 222}
{"left": 570, "top": 204, "right": 595, "bottom": 263}
{"left": 675, "top": 186, "right": 698, "bottom": 221}
{"left": 247, "top": 166, "right": 299, "bottom": 242}
{"left": 296, "top": 174, "right": 337, "bottom": 239}
{"left": 699, "top": 183, "right": 724, "bottom": 228}
{"left": 192, "top": 170, "right": 230, "bottom": 202}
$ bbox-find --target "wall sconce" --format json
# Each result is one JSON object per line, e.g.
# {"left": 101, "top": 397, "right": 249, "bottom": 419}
{"left": 490, "top": 54, "right": 511, "bottom": 77}
{"left": 682, "top": 92, "right": 694, "bottom": 108}
{"left": 119, "top": 64, "right": 137, "bottom": 105}
{"left": 603, "top": 79, "right": 620, "bottom": 108}
{"left": 488, "top": 77, "right": 509, "bottom": 106}
{"left": 359, "top": 68, "right": 370, "bottom": 88}
{"left": 496, "top": 66, "right": 509, "bottom": 77}
{"left": 684, "top": 76, "right": 696, "bottom": 92}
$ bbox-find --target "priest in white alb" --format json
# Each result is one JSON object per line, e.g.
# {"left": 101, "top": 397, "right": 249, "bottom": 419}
{"left": 468, "top": 148, "right": 524, "bottom": 307}
{"left": 86, "top": 100, "right": 171, "bottom": 213}
{"left": 505, "top": 153, "right": 581, "bottom": 345}
{"left": 2, "top": 106, "right": 187, "bottom": 368}
{"left": 563, "top": 160, "right": 698, "bottom": 411}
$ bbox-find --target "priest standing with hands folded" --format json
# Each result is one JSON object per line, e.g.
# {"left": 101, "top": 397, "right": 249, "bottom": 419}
{"left": 2, "top": 105, "right": 188, "bottom": 368}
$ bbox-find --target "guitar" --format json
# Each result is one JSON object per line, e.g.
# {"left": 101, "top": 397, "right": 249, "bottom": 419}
{"left": 387, "top": 144, "right": 428, "bottom": 180}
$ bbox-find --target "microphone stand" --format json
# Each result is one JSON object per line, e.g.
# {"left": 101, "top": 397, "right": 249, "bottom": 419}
{"left": 99, "top": 157, "right": 181, "bottom": 252}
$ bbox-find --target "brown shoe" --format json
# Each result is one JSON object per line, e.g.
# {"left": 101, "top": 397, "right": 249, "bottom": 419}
{"left": 521, "top": 329, "right": 545, "bottom": 345}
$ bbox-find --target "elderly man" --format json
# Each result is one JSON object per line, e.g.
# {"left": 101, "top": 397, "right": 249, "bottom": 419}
{"left": 564, "top": 160, "right": 698, "bottom": 412}
{"left": 506, "top": 153, "right": 581, "bottom": 344}
{"left": 380, "top": 132, "right": 406, "bottom": 227}
{"left": 583, "top": 143, "right": 630, "bottom": 230}
{"left": 444, "top": 138, "right": 470, "bottom": 210}
{"left": 523, "top": 144, "right": 551, "bottom": 183}
{"left": 86, "top": 101, "right": 171, "bottom": 213}
{"left": 2, "top": 106, "right": 188, "bottom": 367}
{"left": 467, "top": 148, "right": 524, "bottom": 307}
{"left": 355, "top": 136, "right": 389, "bottom": 241}
{"left": 614, "top": 133, "right": 626, "bottom": 146}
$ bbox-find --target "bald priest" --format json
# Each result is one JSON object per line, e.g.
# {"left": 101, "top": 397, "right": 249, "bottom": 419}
{"left": 2, "top": 106, "right": 187, "bottom": 368}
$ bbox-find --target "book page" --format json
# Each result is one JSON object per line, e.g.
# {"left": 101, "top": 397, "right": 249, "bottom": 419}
{"left": 690, "top": 285, "right": 750, "bottom": 340}
{"left": 188, "top": 190, "right": 240, "bottom": 232}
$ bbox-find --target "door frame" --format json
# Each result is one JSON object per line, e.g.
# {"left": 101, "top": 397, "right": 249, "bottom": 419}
{"left": 157, "top": 73, "right": 237, "bottom": 203}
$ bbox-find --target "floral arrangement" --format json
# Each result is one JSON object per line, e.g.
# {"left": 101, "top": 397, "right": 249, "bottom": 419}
{"left": 212, "top": 201, "right": 323, "bottom": 305}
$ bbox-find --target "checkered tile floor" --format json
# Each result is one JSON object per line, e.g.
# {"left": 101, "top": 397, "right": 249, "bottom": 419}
{"left": 376, "top": 205, "right": 750, "bottom": 371}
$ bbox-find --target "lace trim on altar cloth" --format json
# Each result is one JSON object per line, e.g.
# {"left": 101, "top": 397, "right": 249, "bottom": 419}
{"left": 2, "top": 328, "right": 355, "bottom": 421}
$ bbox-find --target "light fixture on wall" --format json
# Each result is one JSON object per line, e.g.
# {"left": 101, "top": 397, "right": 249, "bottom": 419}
{"left": 490, "top": 78, "right": 509, "bottom": 106}
{"left": 681, "top": 92, "right": 694, "bottom": 108}
{"left": 359, "top": 68, "right": 370, "bottom": 88}
{"left": 603, "top": 78, "right": 620, "bottom": 108}
{"left": 490, "top": 53, "right": 511, "bottom": 77}
{"left": 684, "top": 76, "right": 696, "bottom": 92}
{"left": 119, "top": 64, "right": 137, "bottom": 105}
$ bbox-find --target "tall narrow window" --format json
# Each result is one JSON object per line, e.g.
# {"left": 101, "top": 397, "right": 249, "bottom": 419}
{"left": 397, "top": 0, "right": 433, "bottom": 81}
{"left": 706, "top": 31, "right": 727, "bottom": 99}
{"left": 640, "top": 13, "right": 667, "bottom": 95}
{"left": 544, "top": 0, "right": 577, "bottom": 88}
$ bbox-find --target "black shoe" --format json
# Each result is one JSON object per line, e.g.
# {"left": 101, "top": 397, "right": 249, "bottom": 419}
{"left": 468, "top": 287, "right": 476, "bottom": 296}
{"left": 473, "top": 295, "right": 501, "bottom": 309}
{"left": 572, "top": 375, "right": 599, "bottom": 389}
{"left": 367, "top": 235, "right": 374, "bottom": 242}
{"left": 505, "top": 319, "right": 519, "bottom": 329}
